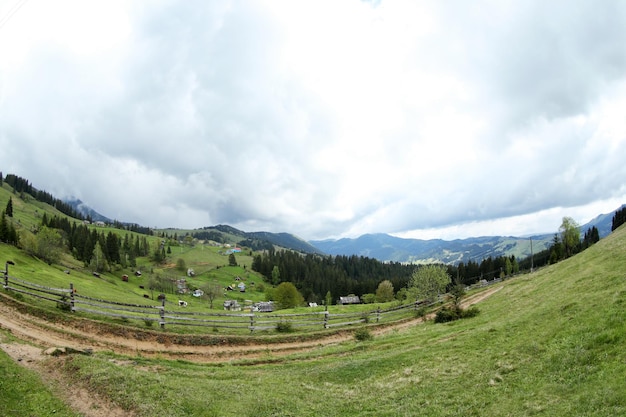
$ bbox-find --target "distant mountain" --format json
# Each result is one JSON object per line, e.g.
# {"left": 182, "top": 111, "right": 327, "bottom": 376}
{"left": 198, "top": 225, "right": 324, "bottom": 254}
{"left": 63, "top": 185, "right": 622, "bottom": 264}
{"left": 246, "top": 231, "right": 324, "bottom": 254}
{"left": 310, "top": 205, "right": 623, "bottom": 264}
{"left": 580, "top": 204, "right": 625, "bottom": 238}
{"left": 64, "top": 198, "right": 112, "bottom": 223}
{"left": 310, "top": 233, "right": 553, "bottom": 264}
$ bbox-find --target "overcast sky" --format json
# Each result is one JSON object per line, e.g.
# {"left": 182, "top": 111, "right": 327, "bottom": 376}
{"left": 1, "top": 1, "right": 625, "bottom": 241}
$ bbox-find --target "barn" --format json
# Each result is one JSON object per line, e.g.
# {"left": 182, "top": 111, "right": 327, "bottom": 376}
{"left": 338, "top": 295, "right": 361, "bottom": 305}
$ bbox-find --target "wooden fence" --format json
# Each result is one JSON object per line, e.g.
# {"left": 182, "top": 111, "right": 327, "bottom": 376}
{"left": 2, "top": 270, "right": 432, "bottom": 333}
{"left": 3, "top": 266, "right": 503, "bottom": 333}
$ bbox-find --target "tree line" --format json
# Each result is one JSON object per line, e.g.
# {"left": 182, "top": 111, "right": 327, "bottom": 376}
{"left": 3, "top": 173, "right": 85, "bottom": 221}
{"left": 612, "top": 206, "right": 626, "bottom": 231}
{"left": 252, "top": 250, "right": 415, "bottom": 303}
{"left": 39, "top": 214, "right": 152, "bottom": 269}
{"left": 250, "top": 215, "right": 615, "bottom": 304}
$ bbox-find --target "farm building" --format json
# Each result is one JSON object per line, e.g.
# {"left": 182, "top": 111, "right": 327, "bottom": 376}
{"left": 253, "top": 301, "right": 274, "bottom": 312}
{"left": 223, "top": 300, "right": 241, "bottom": 311}
{"left": 338, "top": 295, "right": 361, "bottom": 305}
{"left": 176, "top": 279, "right": 188, "bottom": 294}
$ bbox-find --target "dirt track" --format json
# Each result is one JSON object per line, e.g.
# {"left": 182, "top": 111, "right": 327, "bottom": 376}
{"left": 0, "top": 286, "right": 501, "bottom": 417}
{"left": 0, "top": 285, "right": 501, "bottom": 363}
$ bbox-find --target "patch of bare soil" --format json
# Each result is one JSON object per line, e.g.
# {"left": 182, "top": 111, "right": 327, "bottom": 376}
{"left": 0, "top": 339, "right": 132, "bottom": 417}
{"left": 0, "top": 285, "right": 502, "bottom": 416}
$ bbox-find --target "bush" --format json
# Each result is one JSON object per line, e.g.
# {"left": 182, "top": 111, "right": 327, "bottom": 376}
{"left": 434, "top": 306, "right": 481, "bottom": 323}
{"left": 361, "top": 313, "right": 371, "bottom": 323}
{"left": 434, "top": 306, "right": 460, "bottom": 323}
{"left": 414, "top": 306, "right": 429, "bottom": 319}
{"left": 461, "top": 306, "right": 480, "bottom": 318}
{"left": 275, "top": 321, "right": 293, "bottom": 333}
{"left": 56, "top": 295, "right": 71, "bottom": 312}
{"left": 354, "top": 328, "right": 373, "bottom": 342}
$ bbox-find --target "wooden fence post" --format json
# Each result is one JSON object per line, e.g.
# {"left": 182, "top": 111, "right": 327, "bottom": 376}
{"left": 4, "top": 260, "right": 14, "bottom": 289}
{"left": 160, "top": 297, "right": 166, "bottom": 329}
{"left": 376, "top": 307, "right": 381, "bottom": 323}
{"left": 324, "top": 310, "right": 329, "bottom": 329}
{"left": 69, "top": 283, "right": 75, "bottom": 312}
{"left": 250, "top": 313, "right": 254, "bottom": 333}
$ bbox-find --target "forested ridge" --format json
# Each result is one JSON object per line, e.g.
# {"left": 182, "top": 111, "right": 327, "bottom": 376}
{"left": 250, "top": 218, "right": 605, "bottom": 303}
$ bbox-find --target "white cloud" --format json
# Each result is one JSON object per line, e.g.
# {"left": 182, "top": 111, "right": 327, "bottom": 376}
{"left": 1, "top": 0, "right": 625, "bottom": 241}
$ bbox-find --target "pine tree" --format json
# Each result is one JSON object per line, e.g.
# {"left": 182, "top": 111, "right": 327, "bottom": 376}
{"left": 0, "top": 211, "right": 8, "bottom": 242}
{"left": 5, "top": 197, "right": 13, "bottom": 217}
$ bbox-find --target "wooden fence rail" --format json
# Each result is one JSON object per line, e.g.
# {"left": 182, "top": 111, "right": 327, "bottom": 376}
{"left": 3, "top": 270, "right": 501, "bottom": 333}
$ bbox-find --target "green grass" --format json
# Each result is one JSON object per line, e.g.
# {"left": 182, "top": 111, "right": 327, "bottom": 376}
{"left": 3, "top": 182, "right": 626, "bottom": 415}
{"left": 12, "top": 225, "right": 623, "bottom": 416}
{"left": 0, "top": 339, "right": 81, "bottom": 417}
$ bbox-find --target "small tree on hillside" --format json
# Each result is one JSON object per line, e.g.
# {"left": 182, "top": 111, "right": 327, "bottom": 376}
{"left": 273, "top": 282, "right": 304, "bottom": 310}
{"left": 325, "top": 290, "right": 332, "bottom": 307}
{"left": 90, "top": 241, "right": 110, "bottom": 272}
{"left": 408, "top": 264, "right": 451, "bottom": 304}
{"left": 228, "top": 253, "right": 237, "bottom": 267}
{"left": 375, "top": 280, "right": 395, "bottom": 303}
{"left": 559, "top": 216, "right": 580, "bottom": 258}
{"left": 201, "top": 280, "right": 223, "bottom": 309}
{"left": 271, "top": 265, "right": 280, "bottom": 285}
{"left": 449, "top": 280, "right": 465, "bottom": 309}
{"left": 5, "top": 197, "right": 13, "bottom": 217}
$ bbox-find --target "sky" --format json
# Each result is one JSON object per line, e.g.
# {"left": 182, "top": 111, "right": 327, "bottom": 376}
{"left": 1, "top": 0, "right": 625, "bottom": 241}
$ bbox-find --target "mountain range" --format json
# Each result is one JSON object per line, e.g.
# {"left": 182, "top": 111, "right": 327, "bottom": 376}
{"left": 67, "top": 198, "right": 623, "bottom": 265}
{"left": 310, "top": 207, "right": 621, "bottom": 264}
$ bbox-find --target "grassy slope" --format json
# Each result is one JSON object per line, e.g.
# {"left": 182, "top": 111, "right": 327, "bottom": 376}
{"left": 0, "top": 337, "right": 80, "bottom": 417}
{"left": 0, "top": 183, "right": 268, "bottom": 321}
{"left": 2, "top": 182, "right": 625, "bottom": 415}
{"left": 35, "top": 226, "right": 626, "bottom": 416}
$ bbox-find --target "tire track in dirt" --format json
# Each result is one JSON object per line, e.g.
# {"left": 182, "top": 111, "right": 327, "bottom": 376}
{"left": 0, "top": 285, "right": 502, "bottom": 363}
{"left": 0, "top": 286, "right": 502, "bottom": 417}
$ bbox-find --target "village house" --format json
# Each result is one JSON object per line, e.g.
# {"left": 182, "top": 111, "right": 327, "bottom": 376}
{"left": 223, "top": 300, "right": 241, "bottom": 311}
{"left": 253, "top": 301, "right": 274, "bottom": 312}
{"left": 338, "top": 295, "right": 361, "bottom": 305}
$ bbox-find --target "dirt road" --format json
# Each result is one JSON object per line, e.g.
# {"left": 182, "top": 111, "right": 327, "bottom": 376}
{"left": 0, "top": 286, "right": 501, "bottom": 417}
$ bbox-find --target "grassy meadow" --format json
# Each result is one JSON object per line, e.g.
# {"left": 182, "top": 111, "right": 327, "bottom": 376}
{"left": 2, "top": 182, "right": 626, "bottom": 415}
{"left": 2, "top": 225, "right": 625, "bottom": 415}
{"left": 0, "top": 337, "right": 81, "bottom": 417}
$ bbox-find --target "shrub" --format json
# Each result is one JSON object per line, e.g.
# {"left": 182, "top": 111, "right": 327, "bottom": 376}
{"left": 461, "top": 306, "right": 480, "bottom": 318}
{"left": 361, "top": 313, "right": 371, "bottom": 323}
{"left": 275, "top": 321, "right": 293, "bottom": 333}
{"left": 434, "top": 306, "right": 460, "bottom": 323}
{"left": 56, "top": 295, "right": 71, "bottom": 312}
{"left": 354, "top": 328, "right": 373, "bottom": 342}
{"left": 414, "top": 306, "right": 429, "bottom": 319}
{"left": 9, "top": 291, "right": 25, "bottom": 301}
{"left": 434, "top": 306, "right": 481, "bottom": 323}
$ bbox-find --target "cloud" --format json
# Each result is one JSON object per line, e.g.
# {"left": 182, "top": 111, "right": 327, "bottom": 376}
{"left": 1, "top": 0, "right": 625, "bottom": 240}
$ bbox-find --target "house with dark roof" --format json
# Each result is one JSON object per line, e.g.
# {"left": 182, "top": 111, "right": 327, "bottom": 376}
{"left": 338, "top": 295, "right": 361, "bottom": 305}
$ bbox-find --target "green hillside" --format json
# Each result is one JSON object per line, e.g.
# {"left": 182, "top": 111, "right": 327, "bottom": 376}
{"left": 0, "top": 181, "right": 269, "bottom": 318}
{"left": 3, "top": 215, "right": 625, "bottom": 415}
